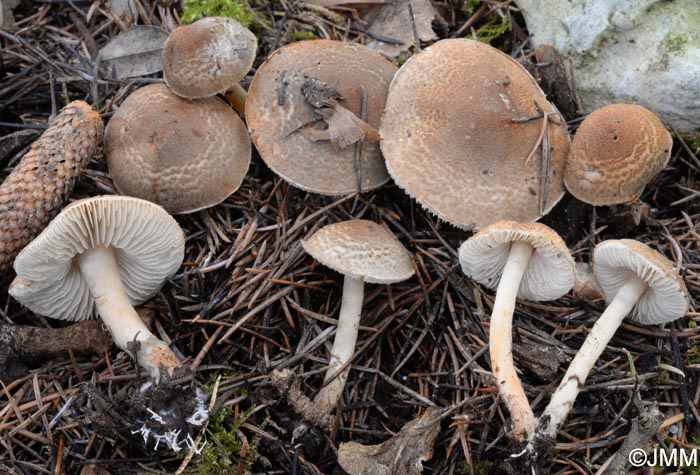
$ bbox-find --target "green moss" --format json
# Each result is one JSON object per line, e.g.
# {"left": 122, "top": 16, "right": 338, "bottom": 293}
{"left": 685, "top": 345, "right": 700, "bottom": 365}
{"left": 463, "top": 0, "right": 481, "bottom": 15}
{"left": 292, "top": 30, "right": 317, "bottom": 42}
{"left": 181, "top": 0, "right": 253, "bottom": 26}
{"left": 189, "top": 404, "right": 255, "bottom": 475}
{"left": 474, "top": 13, "right": 509, "bottom": 44}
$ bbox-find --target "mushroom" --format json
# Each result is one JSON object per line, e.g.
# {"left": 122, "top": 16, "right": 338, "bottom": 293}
{"left": 246, "top": 40, "right": 397, "bottom": 195}
{"left": 9, "top": 195, "right": 185, "bottom": 381}
{"left": 302, "top": 220, "right": 414, "bottom": 413}
{"left": 0, "top": 100, "right": 103, "bottom": 271}
{"left": 564, "top": 104, "right": 673, "bottom": 206}
{"left": 380, "top": 39, "right": 570, "bottom": 230}
{"left": 104, "top": 83, "right": 251, "bottom": 214}
{"left": 573, "top": 261, "right": 603, "bottom": 301}
{"left": 162, "top": 16, "right": 257, "bottom": 100}
{"left": 534, "top": 239, "right": 689, "bottom": 442}
{"left": 459, "top": 221, "right": 575, "bottom": 442}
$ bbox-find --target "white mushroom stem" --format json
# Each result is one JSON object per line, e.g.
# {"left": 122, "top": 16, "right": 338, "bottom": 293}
{"left": 536, "top": 273, "right": 647, "bottom": 439}
{"left": 490, "top": 241, "right": 536, "bottom": 442}
{"left": 78, "top": 245, "right": 180, "bottom": 381}
{"left": 314, "top": 275, "right": 364, "bottom": 414}
{"left": 225, "top": 83, "right": 247, "bottom": 117}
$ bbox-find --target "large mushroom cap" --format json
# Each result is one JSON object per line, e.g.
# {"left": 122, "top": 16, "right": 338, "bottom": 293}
{"left": 302, "top": 220, "right": 414, "bottom": 284}
{"left": 459, "top": 221, "right": 575, "bottom": 301}
{"left": 246, "top": 40, "right": 396, "bottom": 195}
{"left": 105, "top": 83, "right": 251, "bottom": 214}
{"left": 162, "top": 16, "right": 257, "bottom": 99}
{"left": 380, "top": 39, "right": 570, "bottom": 230}
{"left": 593, "top": 239, "right": 689, "bottom": 324}
{"left": 9, "top": 195, "right": 185, "bottom": 322}
{"left": 564, "top": 104, "right": 673, "bottom": 206}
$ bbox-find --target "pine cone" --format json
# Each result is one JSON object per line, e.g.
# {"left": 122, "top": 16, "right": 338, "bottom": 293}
{"left": 0, "top": 101, "right": 104, "bottom": 271}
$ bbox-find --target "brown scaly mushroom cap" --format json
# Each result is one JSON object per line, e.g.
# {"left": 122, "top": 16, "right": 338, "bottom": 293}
{"left": 564, "top": 104, "right": 673, "bottom": 206}
{"left": 380, "top": 39, "right": 570, "bottom": 230}
{"left": 0, "top": 100, "right": 103, "bottom": 272}
{"left": 105, "top": 83, "right": 251, "bottom": 214}
{"left": 246, "top": 40, "right": 397, "bottom": 195}
{"left": 302, "top": 220, "right": 414, "bottom": 284}
{"left": 162, "top": 16, "right": 257, "bottom": 99}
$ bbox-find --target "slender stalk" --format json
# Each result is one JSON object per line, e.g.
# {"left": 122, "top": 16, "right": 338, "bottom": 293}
{"left": 78, "top": 245, "right": 180, "bottom": 380}
{"left": 536, "top": 273, "right": 647, "bottom": 439}
{"left": 314, "top": 275, "right": 365, "bottom": 413}
{"left": 490, "top": 241, "right": 535, "bottom": 442}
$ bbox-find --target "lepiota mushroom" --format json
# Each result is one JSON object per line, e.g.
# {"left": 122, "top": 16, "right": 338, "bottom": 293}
{"left": 534, "top": 239, "right": 689, "bottom": 443}
{"left": 302, "top": 220, "right": 414, "bottom": 413}
{"left": 104, "top": 83, "right": 251, "bottom": 214}
{"left": 564, "top": 104, "right": 672, "bottom": 206}
{"left": 162, "top": 16, "right": 257, "bottom": 100}
{"left": 380, "top": 39, "right": 570, "bottom": 230}
{"left": 246, "top": 40, "right": 396, "bottom": 195}
{"left": 9, "top": 195, "right": 185, "bottom": 381}
{"left": 0, "top": 100, "right": 103, "bottom": 271}
{"left": 459, "top": 221, "right": 575, "bottom": 442}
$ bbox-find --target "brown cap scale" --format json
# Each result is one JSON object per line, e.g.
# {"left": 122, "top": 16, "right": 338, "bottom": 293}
{"left": 380, "top": 39, "right": 570, "bottom": 230}
{"left": 302, "top": 220, "right": 414, "bottom": 412}
{"left": 459, "top": 221, "right": 575, "bottom": 442}
{"left": 10, "top": 195, "right": 185, "bottom": 380}
{"left": 0, "top": 101, "right": 103, "bottom": 271}
{"left": 162, "top": 16, "right": 257, "bottom": 99}
{"left": 105, "top": 83, "right": 251, "bottom": 214}
{"left": 534, "top": 239, "right": 688, "bottom": 445}
{"left": 564, "top": 104, "right": 673, "bottom": 206}
{"left": 246, "top": 40, "right": 396, "bottom": 195}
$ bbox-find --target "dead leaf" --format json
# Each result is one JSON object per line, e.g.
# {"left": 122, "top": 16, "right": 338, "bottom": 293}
{"left": 365, "top": 0, "right": 439, "bottom": 58}
{"left": 108, "top": 0, "right": 137, "bottom": 21}
{"left": 1, "top": 0, "right": 20, "bottom": 28}
{"left": 338, "top": 408, "right": 440, "bottom": 475}
{"left": 97, "top": 25, "right": 169, "bottom": 79}
{"left": 301, "top": 77, "right": 380, "bottom": 150}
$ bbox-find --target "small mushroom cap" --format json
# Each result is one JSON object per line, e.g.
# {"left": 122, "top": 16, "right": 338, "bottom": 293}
{"left": 246, "top": 40, "right": 396, "bottom": 194}
{"left": 593, "top": 239, "right": 689, "bottom": 324}
{"left": 564, "top": 104, "right": 673, "bottom": 206}
{"left": 459, "top": 221, "right": 575, "bottom": 301}
{"left": 573, "top": 261, "right": 603, "bottom": 301}
{"left": 380, "top": 39, "right": 570, "bottom": 230}
{"left": 302, "top": 220, "right": 414, "bottom": 284}
{"left": 9, "top": 195, "right": 185, "bottom": 322}
{"left": 162, "top": 16, "right": 257, "bottom": 99}
{"left": 105, "top": 83, "right": 251, "bottom": 214}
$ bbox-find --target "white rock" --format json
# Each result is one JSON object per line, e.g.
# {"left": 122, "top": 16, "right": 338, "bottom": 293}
{"left": 515, "top": 0, "right": 700, "bottom": 132}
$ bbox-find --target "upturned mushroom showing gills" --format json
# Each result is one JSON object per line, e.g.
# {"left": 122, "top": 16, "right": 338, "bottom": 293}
{"left": 104, "top": 83, "right": 251, "bottom": 214}
{"left": 9, "top": 196, "right": 185, "bottom": 381}
{"left": 0, "top": 100, "right": 103, "bottom": 272}
{"left": 162, "top": 16, "right": 257, "bottom": 99}
{"left": 380, "top": 39, "right": 570, "bottom": 230}
{"left": 564, "top": 104, "right": 672, "bottom": 206}
{"left": 459, "top": 221, "right": 575, "bottom": 442}
{"left": 302, "top": 220, "right": 414, "bottom": 413}
{"left": 534, "top": 239, "right": 689, "bottom": 444}
{"left": 246, "top": 40, "right": 397, "bottom": 195}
